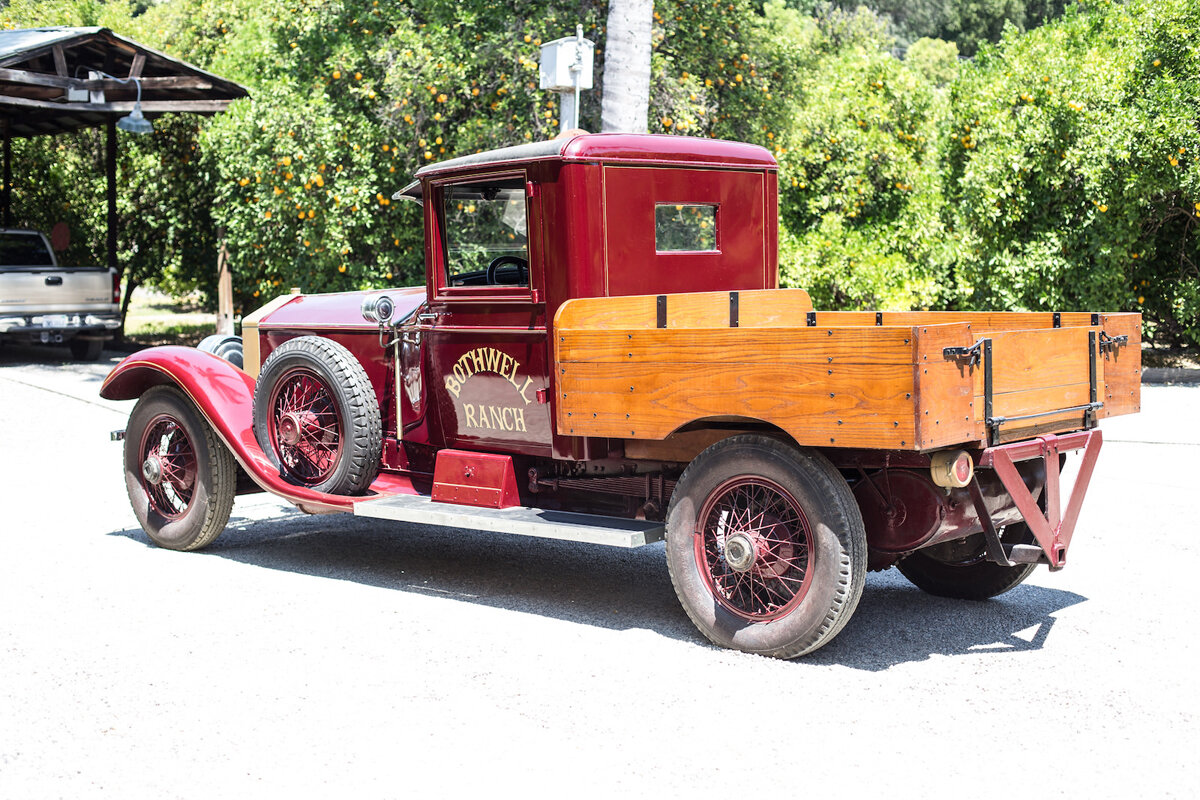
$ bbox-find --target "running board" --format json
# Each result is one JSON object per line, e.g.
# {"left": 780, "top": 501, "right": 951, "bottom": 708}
{"left": 353, "top": 493, "right": 665, "bottom": 548}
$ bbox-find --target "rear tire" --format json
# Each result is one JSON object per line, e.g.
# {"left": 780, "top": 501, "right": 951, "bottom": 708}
{"left": 665, "top": 435, "right": 867, "bottom": 658}
{"left": 897, "top": 524, "right": 1038, "bottom": 600}
{"left": 69, "top": 337, "right": 103, "bottom": 361}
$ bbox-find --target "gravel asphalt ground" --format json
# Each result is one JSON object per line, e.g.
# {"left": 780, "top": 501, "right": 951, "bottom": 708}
{"left": 1, "top": 342, "right": 1197, "bottom": 798}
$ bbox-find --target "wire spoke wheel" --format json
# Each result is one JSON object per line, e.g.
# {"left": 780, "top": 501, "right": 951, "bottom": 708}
{"left": 124, "top": 386, "right": 236, "bottom": 551}
{"left": 252, "top": 336, "right": 382, "bottom": 496}
{"left": 666, "top": 435, "right": 867, "bottom": 659}
{"left": 267, "top": 368, "right": 344, "bottom": 485}
{"left": 697, "top": 477, "right": 814, "bottom": 621}
{"left": 139, "top": 414, "right": 199, "bottom": 519}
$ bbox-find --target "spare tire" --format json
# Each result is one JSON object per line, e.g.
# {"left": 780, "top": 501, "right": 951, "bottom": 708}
{"left": 197, "top": 334, "right": 244, "bottom": 369}
{"left": 252, "top": 335, "right": 381, "bottom": 495}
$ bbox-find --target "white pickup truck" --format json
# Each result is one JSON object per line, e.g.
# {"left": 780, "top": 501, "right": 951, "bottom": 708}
{"left": 0, "top": 228, "right": 121, "bottom": 360}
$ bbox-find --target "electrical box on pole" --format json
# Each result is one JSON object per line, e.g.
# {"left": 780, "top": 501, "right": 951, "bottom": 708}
{"left": 539, "top": 25, "right": 594, "bottom": 134}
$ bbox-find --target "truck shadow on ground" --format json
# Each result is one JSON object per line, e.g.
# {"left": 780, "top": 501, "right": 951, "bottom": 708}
{"left": 109, "top": 510, "right": 1087, "bottom": 671}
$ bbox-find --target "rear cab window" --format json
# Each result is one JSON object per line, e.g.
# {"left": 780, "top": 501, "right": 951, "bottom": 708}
{"left": 0, "top": 233, "right": 54, "bottom": 268}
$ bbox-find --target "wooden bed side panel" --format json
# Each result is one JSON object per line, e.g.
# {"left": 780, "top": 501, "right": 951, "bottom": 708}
{"left": 554, "top": 317, "right": 921, "bottom": 447}
{"left": 557, "top": 326, "right": 918, "bottom": 365}
{"left": 556, "top": 360, "right": 918, "bottom": 448}
{"left": 1098, "top": 312, "right": 1142, "bottom": 418}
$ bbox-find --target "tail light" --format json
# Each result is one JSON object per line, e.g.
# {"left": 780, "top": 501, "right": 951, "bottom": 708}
{"left": 930, "top": 450, "right": 974, "bottom": 488}
{"left": 112, "top": 272, "right": 122, "bottom": 304}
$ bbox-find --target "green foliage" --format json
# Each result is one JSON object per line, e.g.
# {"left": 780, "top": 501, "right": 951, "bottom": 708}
{"left": 945, "top": 0, "right": 1200, "bottom": 346}
{"left": 833, "top": 0, "right": 1070, "bottom": 56}
{"left": 905, "top": 37, "right": 960, "bottom": 86}
{"left": 775, "top": 6, "right": 950, "bottom": 309}
{"left": 162, "top": 0, "right": 612, "bottom": 308}
{"left": 2, "top": 0, "right": 1197, "bottom": 347}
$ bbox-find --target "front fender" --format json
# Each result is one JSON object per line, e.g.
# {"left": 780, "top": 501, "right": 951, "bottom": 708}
{"left": 101, "top": 346, "right": 413, "bottom": 512}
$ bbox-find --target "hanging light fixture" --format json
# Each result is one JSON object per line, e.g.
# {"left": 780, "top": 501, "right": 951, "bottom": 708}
{"left": 115, "top": 75, "right": 153, "bottom": 134}
{"left": 91, "top": 71, "right": 154, "bottom": 135}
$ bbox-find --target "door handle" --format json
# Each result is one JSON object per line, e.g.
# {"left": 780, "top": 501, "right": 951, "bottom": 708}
{"left": 45, "top": 276, "right": 63, "bottom": 286}
{"left": 416, "top": 312, "right": 439, "bottom": 323}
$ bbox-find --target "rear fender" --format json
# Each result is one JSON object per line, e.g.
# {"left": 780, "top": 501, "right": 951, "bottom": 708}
{"left": 101, "top": 346, "right": 414, "bottom": 511}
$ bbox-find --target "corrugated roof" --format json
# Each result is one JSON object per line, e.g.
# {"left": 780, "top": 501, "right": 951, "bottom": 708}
{"left": 0, "top": 27, "right": 104, "bottom": 63}
{"left": 0, "top": 27, "right": 248, "bottom": 137}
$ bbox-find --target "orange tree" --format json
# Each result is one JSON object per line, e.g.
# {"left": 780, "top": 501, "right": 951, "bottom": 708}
{"left": 764, "top": 6, "right": 953, "bottom": 310}
{"left": 944, "top": 0, "right": 1200, "bottom": 347}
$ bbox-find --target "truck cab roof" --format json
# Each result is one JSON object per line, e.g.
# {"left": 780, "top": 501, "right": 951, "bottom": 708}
{"left": 396, "top": 133, "right": 777, "bottom": 201}
{"left": 404, "top": 133, "right": 782, "bottom": 303}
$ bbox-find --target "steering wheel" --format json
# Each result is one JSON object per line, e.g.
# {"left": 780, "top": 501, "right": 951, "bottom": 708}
{"left": 486, "top": 255, "right": 529, "bottom": 286}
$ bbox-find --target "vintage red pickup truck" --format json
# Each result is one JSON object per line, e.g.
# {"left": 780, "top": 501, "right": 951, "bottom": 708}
{"left": 102, "top": 133, "right": 1140, "bottom": 658}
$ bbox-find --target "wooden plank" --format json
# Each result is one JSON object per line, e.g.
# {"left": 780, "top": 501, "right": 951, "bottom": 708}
{"left": 556, "top": 360, "right": 918, "bottom": 448}
{"left": 992, "top": 406, "right": 1097, "bottom": 443}
{"left": 915, "top": 367, "right": 978, "bottom": 448}
{"left": 559, "top": 360, "right": 914, "bottom": 401}
{"left": 0, "top": 95, "right": 234, "bottom": 113}
{"left": 557, "top": 326, "right": 917, "bottom": 365}
{"left": 1098, "top": 313, "right": 1141, "bottom": 419}
{"left": 811, "top": 310, "right": 1097, "bottom": 334}
{"left": 52, "top": 46, "right": 67, "bottom": 77}
{"left": 986, "top": 327, "right": 1093, "bottom": 395}
{"left": 0, "top": 67, "right": 75, "bottom": 89}
{"left": 911, "top": 322, "right": 974, "bottom": 362}
{"left": 0, "top": 69, "right": 200, "bottom": 91}
{"left": 554, "top": 289, "right": 813, "bottom": 330}
{"left": 983, "top": 382, "right": 1093, "bottom": 422}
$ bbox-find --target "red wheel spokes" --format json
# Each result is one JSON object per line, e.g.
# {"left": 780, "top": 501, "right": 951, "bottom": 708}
{"left": 269, "top": 369, "right": 343, "bottom": 484}
{"left": 695, "top": 477, "right": 815, "bottom": 621}
{"left": 141, "top": 416, "right": 197, "bottom": 519}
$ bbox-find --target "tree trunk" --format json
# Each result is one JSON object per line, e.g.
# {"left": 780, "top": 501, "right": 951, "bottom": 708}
{"left": 601, "top": 0, "right": 653, "bottom": 133}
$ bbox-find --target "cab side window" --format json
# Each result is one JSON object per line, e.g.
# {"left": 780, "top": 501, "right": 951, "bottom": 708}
{"left": 442, "top": 178, "right": 529, "bottom": 287}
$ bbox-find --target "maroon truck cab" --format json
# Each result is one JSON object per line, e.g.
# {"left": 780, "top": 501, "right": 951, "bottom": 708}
{"left": 102, "top": 133, "right": 1138, "bottom": 659}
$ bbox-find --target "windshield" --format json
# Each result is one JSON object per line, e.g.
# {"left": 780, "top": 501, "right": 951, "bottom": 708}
{"left": 442, "top": 177, "right": 529, "bottom": 288}
{"left": 0, "top": 233, "right": 54, "bottom": 268}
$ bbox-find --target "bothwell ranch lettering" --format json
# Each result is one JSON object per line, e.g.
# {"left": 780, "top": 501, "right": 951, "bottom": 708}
{"left": 463, "top": 403, "right": 527, "bottom": 432}
{"left": 445, "top": 347, "right": 536, "bottom": 435}
{"left": 444, "top": 347, "right": 535, "bottom": 403}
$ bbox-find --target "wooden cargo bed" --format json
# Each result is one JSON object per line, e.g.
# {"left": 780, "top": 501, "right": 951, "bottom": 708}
{"left": 553, "top": 290, "right": 1141, "bottom": 451}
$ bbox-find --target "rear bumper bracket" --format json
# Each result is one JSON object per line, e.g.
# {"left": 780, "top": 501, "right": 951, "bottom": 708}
{"left": 977, "top": 429, "right": 1103, "bottom": 571}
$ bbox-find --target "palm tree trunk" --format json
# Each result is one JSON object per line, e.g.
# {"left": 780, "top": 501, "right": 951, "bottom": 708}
{"left": 601, "top": 0, "right": 653, "bottom": 133}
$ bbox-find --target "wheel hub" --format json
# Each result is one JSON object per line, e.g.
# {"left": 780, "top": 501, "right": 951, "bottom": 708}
{"left": 723, "top": 516, "right": 794, "bottom": 578}
{"left": 142, "top": 454, "right": 163, "bottom": 485}
{"left": 278, "top": 411, "right": 317, "bottom": 446}
{"left": 724, "top": 533, "right": 756, "bottom": 572}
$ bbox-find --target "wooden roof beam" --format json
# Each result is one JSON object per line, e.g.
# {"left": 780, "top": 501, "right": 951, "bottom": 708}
{"left": 0, "top": 68, "right": 216, "bottom": 92}
{"left": 0, "top": 95, "right": 236, "bottom": 113}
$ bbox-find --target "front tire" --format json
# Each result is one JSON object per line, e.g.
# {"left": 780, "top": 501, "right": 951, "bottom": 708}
{"left": 124, "top": 386, "right": 236, "bottom": 550}
{"left": 665, "top": 435, "right": 867, "bottom": 658}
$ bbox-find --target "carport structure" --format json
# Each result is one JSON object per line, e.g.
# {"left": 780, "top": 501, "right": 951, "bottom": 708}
{"left": 0, "top": 26, "right": 248, "bottom": 285}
